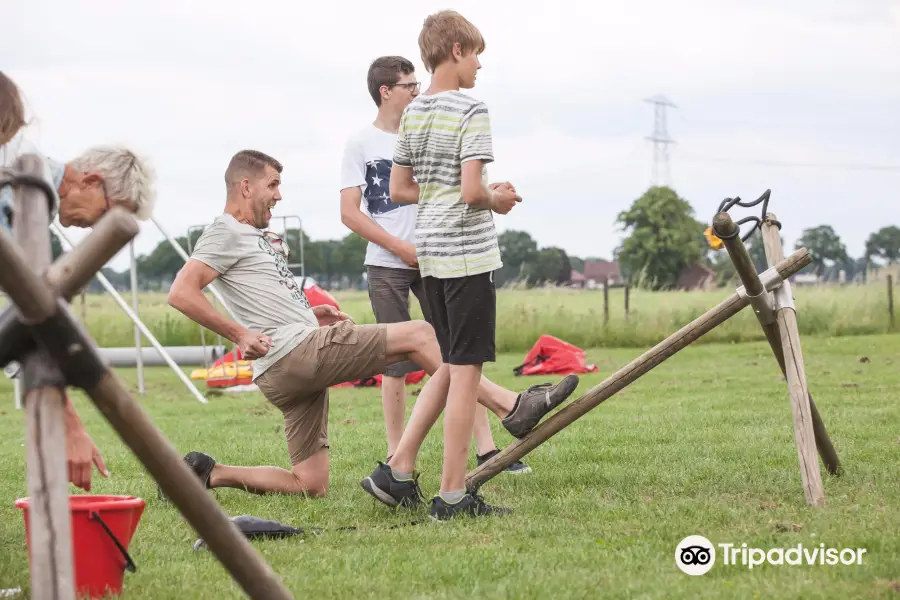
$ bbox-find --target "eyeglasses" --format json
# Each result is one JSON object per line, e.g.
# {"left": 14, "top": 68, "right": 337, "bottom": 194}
{"left": 387, "top": 82, "right": 421, "bottom": 93}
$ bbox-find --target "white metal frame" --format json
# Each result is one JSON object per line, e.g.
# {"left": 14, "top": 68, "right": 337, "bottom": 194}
{"left": 50, "top": 223, "right": 208, "bottom": 404}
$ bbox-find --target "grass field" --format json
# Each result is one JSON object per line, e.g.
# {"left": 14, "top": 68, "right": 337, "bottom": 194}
{"left": 9, "top": 281, "right": 895, "bottom": 354}
{"left": 1, "top": 334, "right": 899, "bottom": 598}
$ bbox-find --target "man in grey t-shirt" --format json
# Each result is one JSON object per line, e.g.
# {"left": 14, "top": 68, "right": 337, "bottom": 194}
{"left": 166, "top": 149, "right": 579, "bottom": 500}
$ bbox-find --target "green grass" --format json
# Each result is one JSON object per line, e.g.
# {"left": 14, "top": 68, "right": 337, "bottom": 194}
{"left": 1, "top": 334, "right": 899, "bottom": 598}
{"left": 11, "top": 282, "right": 896, "bottom": 353}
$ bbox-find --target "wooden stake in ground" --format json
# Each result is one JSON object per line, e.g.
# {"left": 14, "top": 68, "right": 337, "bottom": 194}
{"left": 888, "top": 274, "right": 895, "bottom": 329}
{"left": 9, "top": 155, "right": 76, "bottom": 600}
{"left": 466, "top": 248, "right": 813, "bottom": 492}
{"left": 712, "top": 211, "right": 840, "bottom": 478}
{"left": 760, "top": 212, "right": 825, "bottom": 507}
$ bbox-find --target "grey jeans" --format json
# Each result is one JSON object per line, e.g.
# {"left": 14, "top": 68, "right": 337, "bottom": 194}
{"left": 366, "top": 265, "right": 431, "bottom": 377}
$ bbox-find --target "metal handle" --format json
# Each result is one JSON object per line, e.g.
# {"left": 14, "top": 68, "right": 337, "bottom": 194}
{"left": 90, "top": 511, "right": 137, "bottom": 573}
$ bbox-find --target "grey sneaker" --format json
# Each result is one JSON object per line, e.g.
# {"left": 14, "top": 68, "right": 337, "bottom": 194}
{"left": 501, "top": 375, "right": 580, "bottom": 438}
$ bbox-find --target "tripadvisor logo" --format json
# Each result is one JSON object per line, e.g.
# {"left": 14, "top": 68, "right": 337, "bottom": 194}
{"left": 675, "top": 535, "right": 868, "bottom": 575}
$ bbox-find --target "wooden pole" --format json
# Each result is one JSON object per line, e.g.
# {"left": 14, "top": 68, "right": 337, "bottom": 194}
{"left": 624, "top": 283, "right": 630, "bottom": 319}
{"left": 10, "top": 155, "right": 75, "bottom": 600}
{"left": 466, "top": 248, "right": 813, "bottom": 492}
{"left": 757, "top": 213, "right": 825, "bottom": 507}
{"left": 0, "top": 208, "right": 140, "bottom": 370}
{"left": 0, "top": 181, "right": 294, "bottom": 599}
{"left": 889, "top": 274, "right": 895, "bottom": 329}
{"left": 713, "top": 212, "right": 840, "bottom": 478}
{"left": 603, "top": 277, "right": 609, "bottom": 324}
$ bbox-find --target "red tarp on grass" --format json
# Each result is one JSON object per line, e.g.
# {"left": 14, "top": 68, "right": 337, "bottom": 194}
{"left": 513, "top": 335, "right": 598, "bottom": 376}
{"left": 331, "top": 370, "right": 427, "bottom": 389}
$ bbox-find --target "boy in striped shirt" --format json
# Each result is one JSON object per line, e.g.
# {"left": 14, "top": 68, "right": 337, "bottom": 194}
{"left": 360, "top": 10, "right": 579, "bottom": 519}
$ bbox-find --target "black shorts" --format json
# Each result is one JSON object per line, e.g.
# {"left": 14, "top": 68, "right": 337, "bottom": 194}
{"left": 422, "top": 271, "right": 496, "bottom": 365}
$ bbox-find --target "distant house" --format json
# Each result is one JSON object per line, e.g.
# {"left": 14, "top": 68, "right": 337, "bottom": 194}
{"left": 676, "top": 263, "right": 716, "bottom": 291}
{"left": 569, "top": 270, "right": 586, "bottom": 288}
{"left": 582, "top": 260, "right": 623, "bottom": 288}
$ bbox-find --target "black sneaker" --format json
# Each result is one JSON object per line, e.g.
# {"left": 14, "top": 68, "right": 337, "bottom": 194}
{"left": 429, "top": 493, "right": 513, "bottom": 520}
{"left": 158, "top": 451, "right": 216, "bottom": 501}
{"left": 501, "top": 375, "right": 580, "bottom": 438}
{"left": 477, "top": 449, "right": 532, "bottom": 475}
{"left": 361, "top": 462, "right": 425, "bottom": 508}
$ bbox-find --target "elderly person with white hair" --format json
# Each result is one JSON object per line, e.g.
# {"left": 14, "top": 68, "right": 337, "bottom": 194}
{"left": 1, "top": 137, "right": 156, "bottom": 230}
{"left": 2, "top": 73, "right": 157, "bottom": 492}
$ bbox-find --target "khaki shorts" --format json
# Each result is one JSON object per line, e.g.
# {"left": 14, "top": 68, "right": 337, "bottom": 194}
{"left": 255, "top": 320, "right": 389, "bottom": 465}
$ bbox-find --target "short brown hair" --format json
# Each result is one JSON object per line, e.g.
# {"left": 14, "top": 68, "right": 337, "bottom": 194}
{"left": 225, "top": 149, "right": 282, "bottom": 188}
{"left": 367, "top": 56, "right": 415, "bottom": 107}
{"left": 0, "top": 71, "right": 26, "bottom": 146}
{"left": 418, "top": 10, "right": 486, "bottom": 73}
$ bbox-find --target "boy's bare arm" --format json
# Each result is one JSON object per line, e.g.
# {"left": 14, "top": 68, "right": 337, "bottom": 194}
{"left": 461, "top": 161, "right": 521, "bottom": 213}
{"left": 339, "top": 187, "right": 417, "bottom": 267}
{"left": 168, "top": 260, "right": 272, "bottom": 358}
{"left": 389, "top": 164, "right": 420, "bottom": 204}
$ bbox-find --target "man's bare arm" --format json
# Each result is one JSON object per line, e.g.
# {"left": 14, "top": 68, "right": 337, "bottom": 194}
{"left": 388, "top": 164, "right": 420, "bottom": 204}
{"left": 168, "top": 259, "right": 248, "bottom": 344}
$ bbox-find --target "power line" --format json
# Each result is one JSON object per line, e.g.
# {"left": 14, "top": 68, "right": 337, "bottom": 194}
{"left": 677, "top": 152, "right": 900, "bottom": 172}
{"left": 644, "top": 94, "right": 676, "bottom": 186}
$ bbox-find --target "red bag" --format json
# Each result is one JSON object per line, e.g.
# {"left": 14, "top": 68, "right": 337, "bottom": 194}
{"left": 513, "top": 335, "right": 598, "bottom": 376}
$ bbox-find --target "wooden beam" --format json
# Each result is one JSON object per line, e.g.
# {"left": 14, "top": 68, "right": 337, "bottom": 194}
{"left": 0, "top": 207, "right": 138, "bottom": 368}
{"left": 0, "top": 201, "right": 294, "bottom": 599}
{"left": 10, "top": 154, "right": 75, "bottom": 600}
{"left": 466, "top": 248, "right": 813, "bottom": 492}
{"left": 713, "top": 211, "right": 840, "bottom": 478}
{"left": 760, "top": 212, "right": 826, "bottom": 507}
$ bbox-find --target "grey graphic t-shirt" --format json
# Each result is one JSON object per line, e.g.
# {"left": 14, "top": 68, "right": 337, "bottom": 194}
{"left": 190, "top": 213, "right": 319, "bottom": 380}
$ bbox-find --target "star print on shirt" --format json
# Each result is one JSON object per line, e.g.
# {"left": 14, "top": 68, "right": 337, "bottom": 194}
{"left": 364, "top": 158, "right": 403, "bottom": 215}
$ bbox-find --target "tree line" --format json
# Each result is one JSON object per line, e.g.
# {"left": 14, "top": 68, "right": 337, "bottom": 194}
{"left": 57, "top": 186, "right": 900, "bottom": 293}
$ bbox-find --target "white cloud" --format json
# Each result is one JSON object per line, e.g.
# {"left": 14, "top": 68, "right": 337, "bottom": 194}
{"left": 3, "top": 0, "right": 899, "bottom": 271}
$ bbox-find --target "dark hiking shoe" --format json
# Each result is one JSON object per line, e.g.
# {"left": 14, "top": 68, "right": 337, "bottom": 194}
{"left": 361, "top": 462, "right": 425, "bottom": 508}
{"left": 477, "top": 449, "right": 532, "bottom": 475}
{"left": 158, "top": 451, "right": 216, "bottom": 501}
{"left": 501, "top": 375, "right": 580, "bottom": 438}
{"left": 428, "top": 493, "right": 513, "bottom": 520}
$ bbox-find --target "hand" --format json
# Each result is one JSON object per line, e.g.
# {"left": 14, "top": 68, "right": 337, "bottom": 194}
{"left": 489, "top": 183, "right": 522, "bottom": 215}
{"left": 66, "top": 423, "right": 109, "bottom": 492}
{"left": 313, "top": 304, "right": 352, "bottom": 326}
{"left": 489, "top": 181, "right": 516, "bottom": 193}
{"left": 236, "top": 329, "right": 274, "bottom": 359}
{"left": 393, "top": 240, "right": 419, "bottom": 268}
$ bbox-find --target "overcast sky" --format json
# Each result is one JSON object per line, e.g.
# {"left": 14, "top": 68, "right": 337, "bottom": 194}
{"left": 4, "top": 0, "right": 899, "bottom": 272}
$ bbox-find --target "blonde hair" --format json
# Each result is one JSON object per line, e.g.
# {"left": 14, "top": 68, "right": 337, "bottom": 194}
{"left": 418, "top": 10, "right": 486, "bottom": 73}
{"left": 70, "top": 146, "right": 157, "bottom": 220}
{"left": 0, "top": 72, "right": 26, "bottom": 147}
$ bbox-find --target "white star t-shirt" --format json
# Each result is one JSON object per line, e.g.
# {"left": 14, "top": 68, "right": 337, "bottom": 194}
{"left": 340, "top": 124, "right": 417, "bottom": 270}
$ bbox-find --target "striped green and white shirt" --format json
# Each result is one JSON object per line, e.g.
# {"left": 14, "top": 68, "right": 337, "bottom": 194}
{"left": 393, "top": 90, "right": 503, "bottom": 279}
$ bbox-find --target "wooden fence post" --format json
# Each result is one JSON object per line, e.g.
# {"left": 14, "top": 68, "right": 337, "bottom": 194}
{"left": 889, "top": 274, "right": 894, "bottom": 329}
{"left": 624, "top": 283, "right": 630, "bottom": 319}
{"left": 603, "top": 277, "right": 610, "bottom": 325}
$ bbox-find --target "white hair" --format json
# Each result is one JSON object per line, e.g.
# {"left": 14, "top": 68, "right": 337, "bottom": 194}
{"left": 69, "top": 146, "right": 156, "bottom": 220}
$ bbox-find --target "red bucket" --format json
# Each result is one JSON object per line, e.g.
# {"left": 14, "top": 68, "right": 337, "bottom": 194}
{"left": 15, "top": 495, "right": 146, "bottom": 598}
